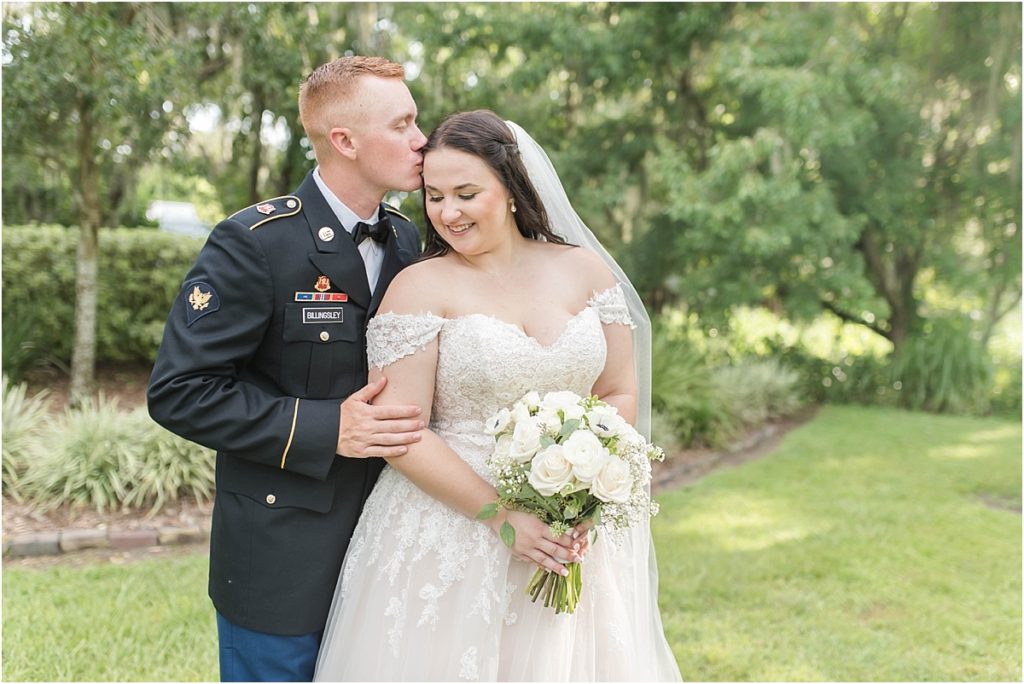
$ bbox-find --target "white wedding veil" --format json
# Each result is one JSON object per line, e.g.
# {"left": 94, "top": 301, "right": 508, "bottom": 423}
{"left": 506, "top": 120, "right": 681, "bottom": 680}
{"left": 505, "top": 121, "right": 652, "bottom": 441}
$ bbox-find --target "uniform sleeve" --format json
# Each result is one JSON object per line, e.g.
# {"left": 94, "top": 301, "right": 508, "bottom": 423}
{"left": 147, "top": 219, "right": 340, "bottom": 481}
{"left": 367, "top": 312, "right": 446, "bottom": 369}
{"left": 588, "top": 283, "right": 637, "bottom": 329}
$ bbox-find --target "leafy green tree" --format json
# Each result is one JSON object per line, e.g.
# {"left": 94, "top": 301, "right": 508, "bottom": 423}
{"left": 178, "top": 3, "right": 389, "bottom": 209}
{"left": 653, "top": 3, "right": 1021, "bottom": 353}
{"left": 2, "top": 3, "right": 194, "bottom": 403}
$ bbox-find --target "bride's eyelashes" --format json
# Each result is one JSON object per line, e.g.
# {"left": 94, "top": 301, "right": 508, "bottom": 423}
{"left": 427, "top": 193, "right": 479, "bottom": 203}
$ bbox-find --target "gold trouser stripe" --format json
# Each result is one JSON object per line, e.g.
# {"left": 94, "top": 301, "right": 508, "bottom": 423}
{"left": 280, "top": 398, "right": 299, "bottom": 469}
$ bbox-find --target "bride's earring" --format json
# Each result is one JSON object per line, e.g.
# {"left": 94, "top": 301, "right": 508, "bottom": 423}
{"left": 510, "top": 199, "right": 517, "bottom": 214}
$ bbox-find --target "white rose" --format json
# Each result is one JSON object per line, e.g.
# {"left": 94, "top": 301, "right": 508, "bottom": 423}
{"left": 561, "top": 429, "right": 610, "bottom": 485}
{"left": 485, "top": 408, "right": 512, "bottom": 436}
{"left": 509, "top": 418, "right": 543, "bottom": 463}
{"left": 527, "top": 444, "right": 575, "bottom": 496}
{"left": 588, "top": 404, "right": 629, "bottom": 438}
{"left": 591, "top": 457, "right": 633, "bottom": 504}
{"left": 540, "top": 391, "right": 585, "bottom": 422}
{"left": 535, "top": 407, "right": 563, "bottom": 435}
{"left": 522, "top": 391, "right": 541, "bottom": 410}
{"left": 510, "top": 401, "right": 532, "bottom": 426}
{"left": 616, "top": 428, "right": 647, "bottom": 454}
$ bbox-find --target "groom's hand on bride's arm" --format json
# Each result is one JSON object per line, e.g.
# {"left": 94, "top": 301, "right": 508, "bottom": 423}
{"left": 336, "top": 376, "right": 425, "bottom": 458}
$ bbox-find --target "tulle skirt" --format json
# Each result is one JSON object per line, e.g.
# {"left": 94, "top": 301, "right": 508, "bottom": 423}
{"left": 314, "top": 430, "right": 681, "bottom": 681}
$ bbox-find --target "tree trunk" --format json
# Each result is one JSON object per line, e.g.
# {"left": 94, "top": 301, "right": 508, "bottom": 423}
{"left": 356, "top": 3, "right": 379, "bottom": 54}
{"left": 68, "top": 98, "right": 101, "bottom": 407}
{"left": 854, "top": 224, "right": 921, "bottom": 352}
{"left": 248, "top": 93, "right": 265, "bottom": 205}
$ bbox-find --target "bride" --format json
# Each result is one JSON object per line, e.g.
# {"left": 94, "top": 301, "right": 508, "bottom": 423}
{"left": 314, "top": 110, "right": 681, "bottom": 681}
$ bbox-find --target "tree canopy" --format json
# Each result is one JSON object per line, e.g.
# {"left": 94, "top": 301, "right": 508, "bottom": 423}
{"left": 2, "top": 2, "right": 1020, "bottom": 385}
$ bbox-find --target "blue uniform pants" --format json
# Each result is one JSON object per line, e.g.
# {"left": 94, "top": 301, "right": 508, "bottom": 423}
{"left": 216, "top": 611, "right": 323, "bottom": 682}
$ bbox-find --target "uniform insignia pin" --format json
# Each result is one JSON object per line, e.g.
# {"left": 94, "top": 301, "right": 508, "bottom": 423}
{"left": 188, "top": 285, "right": 213, "bottom": 311}
{"left": 314, "top": 275, "right": 331, "bottom": 293}
{"left": 256, "top": 203, "right": 276, "bottom": 215}
{"left": 318, "top": 226, "right": 335, "bottom": 242}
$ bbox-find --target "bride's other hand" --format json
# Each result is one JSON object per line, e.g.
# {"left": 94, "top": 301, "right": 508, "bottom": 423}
{"left": 570, "top": 520, "right": 593, "bottom": 559}
{"left": 489, "top": 510, "right": 582, "bottom": 576}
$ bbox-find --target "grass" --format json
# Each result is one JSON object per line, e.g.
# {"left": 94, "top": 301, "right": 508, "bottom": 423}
{"left": 653, "top": 405, "right": 1022, "bottom": 681}
{"left": 2, "top": 553, "right": 217, "bottom": 681}
{"left": 2, "top": 406, "right": 1020, "bottom": 681}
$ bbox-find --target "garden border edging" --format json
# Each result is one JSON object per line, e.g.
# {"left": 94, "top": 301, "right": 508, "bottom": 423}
{"left": 4, "top": 521, "right": 209, "bottom": 558}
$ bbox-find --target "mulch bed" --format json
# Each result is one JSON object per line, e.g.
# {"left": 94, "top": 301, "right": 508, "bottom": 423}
{"left": 21, "top": 361, "right": 151, "bottom": 415}
{"left": 2, "top": 497, "right": 213, "bottom": 538}
{"left": 651, "top": 405, "right": 820, "bottom": 493}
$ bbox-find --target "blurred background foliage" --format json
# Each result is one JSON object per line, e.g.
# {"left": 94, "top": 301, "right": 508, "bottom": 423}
{"left": 2, "top": 2, "right": 1020, "bottom": 427}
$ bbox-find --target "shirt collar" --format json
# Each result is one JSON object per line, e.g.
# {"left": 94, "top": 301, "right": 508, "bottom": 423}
{"left": 312, "top": 167, "right": 382, "bottom": 234}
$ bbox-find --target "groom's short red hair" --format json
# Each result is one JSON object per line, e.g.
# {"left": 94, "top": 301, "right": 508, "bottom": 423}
{"left": 299, "top": 56, "right": 406, "bottom": 158}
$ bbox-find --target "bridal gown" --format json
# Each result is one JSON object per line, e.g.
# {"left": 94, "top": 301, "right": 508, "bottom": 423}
{"left": 314, "top": 285, "right": 681, "bottom": 681}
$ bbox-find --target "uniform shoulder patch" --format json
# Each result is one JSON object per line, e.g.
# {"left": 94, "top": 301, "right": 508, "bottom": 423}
{"left": 183, "top": 281, "right": 221, "bottom": 327}
{"left": 383, "top": 203, "right": 412, "bottom": 224}
{"left": 227, "top": 195, "right": 302, "bottom": 231}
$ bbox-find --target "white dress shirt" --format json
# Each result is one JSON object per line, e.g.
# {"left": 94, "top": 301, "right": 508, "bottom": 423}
{"left": 312, "top": 167, "right": 385, "bottom": 293}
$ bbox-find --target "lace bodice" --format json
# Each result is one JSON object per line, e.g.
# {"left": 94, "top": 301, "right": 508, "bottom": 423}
{"left": 367, "top": 284, "right": 634, "bottom": 445}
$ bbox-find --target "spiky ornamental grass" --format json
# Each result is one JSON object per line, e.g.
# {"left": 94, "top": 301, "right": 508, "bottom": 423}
{"left": 711, "top": 358, "right": 805, "bottom": 427}
{"left": 2, "top": 379, "right": 52, "bottom": 501}
{"left": 19, "top": 395, "right": 215, "bottom": 514}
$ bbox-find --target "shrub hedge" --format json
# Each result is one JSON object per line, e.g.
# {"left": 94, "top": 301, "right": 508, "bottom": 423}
{"left": 1, "top": 225, "right": 205, "bottom": 366}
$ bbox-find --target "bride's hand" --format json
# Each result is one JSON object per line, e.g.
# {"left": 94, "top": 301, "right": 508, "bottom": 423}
{"left": 571, "top": 520, "right": 593, "bottom": 559}
{"left": 489, "top": 510, "right": 582, "bottom": 576}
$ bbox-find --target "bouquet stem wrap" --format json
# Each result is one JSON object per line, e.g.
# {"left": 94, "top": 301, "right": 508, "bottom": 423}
{"left": 527, "top": 563, "right": 583, "bottom": 614}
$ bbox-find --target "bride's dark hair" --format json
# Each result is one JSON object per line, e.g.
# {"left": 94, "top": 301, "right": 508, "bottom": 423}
{"left": 418, "top": 109, "right": 572, "bottom": 260}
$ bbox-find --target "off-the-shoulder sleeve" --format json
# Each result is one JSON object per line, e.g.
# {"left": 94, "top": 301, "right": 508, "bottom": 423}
{"left": 587, "top": 283, "right": 636, "bottom": 329}
{"left": 366, "top": 312, "right": 447, "bottom": 369}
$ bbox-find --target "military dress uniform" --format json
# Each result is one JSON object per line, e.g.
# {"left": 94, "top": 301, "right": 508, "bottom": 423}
{"left": 147, "top": 171, "right": 421, "bottom": 678}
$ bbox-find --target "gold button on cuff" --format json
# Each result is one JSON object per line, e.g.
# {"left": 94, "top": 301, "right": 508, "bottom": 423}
{"left": 319, "top": 331, "right": 330, "bottom": 342}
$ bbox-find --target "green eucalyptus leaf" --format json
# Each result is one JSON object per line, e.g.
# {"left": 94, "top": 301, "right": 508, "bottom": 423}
{"left": 476, "top": 502, "right": 498, "bottom": 520}
{"left": 500, "top": 521, "right": 516, "bottom": 548}
{"left": 559, "top": 418, "right": 580, "bottom": 440}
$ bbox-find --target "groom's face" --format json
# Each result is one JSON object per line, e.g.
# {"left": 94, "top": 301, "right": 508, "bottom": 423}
{"left": 347, "top": 76, "right": 427, "bottom": 193}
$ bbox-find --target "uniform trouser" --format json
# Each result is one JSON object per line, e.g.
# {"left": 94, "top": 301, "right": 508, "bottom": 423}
{"left": 216, "top": 611, "right": 323, "bottom": 682}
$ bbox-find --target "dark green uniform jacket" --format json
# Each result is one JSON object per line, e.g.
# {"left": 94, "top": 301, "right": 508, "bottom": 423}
{"left": 148, "top": 171, "right": 421, "bottom": 635}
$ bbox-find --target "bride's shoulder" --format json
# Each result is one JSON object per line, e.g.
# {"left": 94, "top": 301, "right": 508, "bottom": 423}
{"left": 546, "top": 244, "right": 617, "bottom": 294}
{"left": 379, "top": 257, "right": 453, "bottom": 316}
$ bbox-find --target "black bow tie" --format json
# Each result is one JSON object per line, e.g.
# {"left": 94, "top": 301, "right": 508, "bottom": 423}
{"left": 352, "top": 216, "right": 391, "bottom": 245}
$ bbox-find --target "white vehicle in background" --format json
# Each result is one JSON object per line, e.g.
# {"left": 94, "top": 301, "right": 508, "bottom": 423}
{"left": 146, "top": 200, "right": 209, "bottom": 238}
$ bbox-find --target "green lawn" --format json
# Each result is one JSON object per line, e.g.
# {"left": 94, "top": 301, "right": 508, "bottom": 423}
{"left": 2, "top": 553, "right": 217, "bottom": 681}
{"left": 3, "top": 406, "right": 1020, "bottom": 681}
{"left": 654, "top": 405, "right": 1022, "bottom": 681}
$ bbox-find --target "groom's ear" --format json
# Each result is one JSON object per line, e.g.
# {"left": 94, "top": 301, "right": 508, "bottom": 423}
{"left": 328, "top": 127, "right": 358, "bottom": 161}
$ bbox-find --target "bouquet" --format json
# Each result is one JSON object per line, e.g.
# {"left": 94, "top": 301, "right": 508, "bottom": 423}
{"left": 476, "top": 390, "right": 664, "bottom": 614}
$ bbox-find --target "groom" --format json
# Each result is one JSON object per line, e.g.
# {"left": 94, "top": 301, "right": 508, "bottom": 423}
{"left": 148, "top": 56, "right": 428, "bottom": 682}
